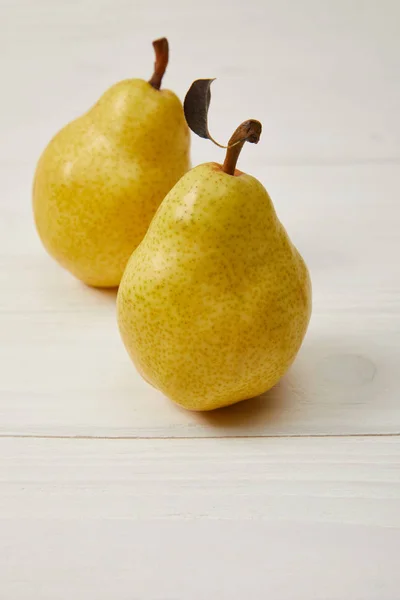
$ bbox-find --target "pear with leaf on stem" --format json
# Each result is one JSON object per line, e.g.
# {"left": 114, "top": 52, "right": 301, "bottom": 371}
{"left": 117, "top": 79, "right": 312, "bottom": 411}
{"left": 33, "top": 38, "right": 190, "bottom": 287}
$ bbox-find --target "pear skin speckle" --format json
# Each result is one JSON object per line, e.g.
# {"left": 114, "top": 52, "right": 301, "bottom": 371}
{"left": 33, "top": 79, "right": 191, "bottom": 287}
{"left": 117, "top": 163, "right": 312, "bottom": 411}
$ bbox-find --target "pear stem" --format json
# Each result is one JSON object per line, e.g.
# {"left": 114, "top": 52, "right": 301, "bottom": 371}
{"left": 222, "top": 120, "right": 262, "bottom": 175}
{"left": 148, "top": 38, "right": 169, "bottom": 90}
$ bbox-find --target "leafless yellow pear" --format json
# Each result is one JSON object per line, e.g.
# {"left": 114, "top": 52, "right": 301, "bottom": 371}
{"left": 33, "top": 38, "right": 190, "bottom": 287}
{"left": 117, "top": 109, "right": 312, "bottom": 411}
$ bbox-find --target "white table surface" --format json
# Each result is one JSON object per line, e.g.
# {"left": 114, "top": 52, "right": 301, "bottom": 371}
{"left": 1, "top": 0, "right": 400, "bottom": 598}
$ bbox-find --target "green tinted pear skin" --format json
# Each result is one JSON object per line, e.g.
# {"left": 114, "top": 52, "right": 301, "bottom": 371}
{"left": 33, "top": 39, "right": 190, "bottom": 287}
{"left": 117, "top": 158, "right": 312, "bottom": 411}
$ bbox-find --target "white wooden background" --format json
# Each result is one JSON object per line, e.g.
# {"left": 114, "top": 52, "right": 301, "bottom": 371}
{"left": 1, "top": 0, "right": 400, "bottom": 597}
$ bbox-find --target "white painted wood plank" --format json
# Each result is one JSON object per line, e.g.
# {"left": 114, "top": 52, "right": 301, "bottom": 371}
{"left": 1, "top": 165, "right": 399, "bottom": 437}
{"left": 1, "top": 0, "right": 400, "bottom": 170}
{"left": 0, "top": 437, "right": 399, "bottom": 599}
{"left": 3, "top": 519, "right": 399, "bottom": 600}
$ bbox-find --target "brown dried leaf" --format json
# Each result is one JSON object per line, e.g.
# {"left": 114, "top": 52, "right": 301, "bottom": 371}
{"left": 183, "top": 79, "right": 226, "bottom": 148}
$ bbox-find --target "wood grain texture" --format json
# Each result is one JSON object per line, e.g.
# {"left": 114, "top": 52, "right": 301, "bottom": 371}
{"left": 1, "top": 437, "right": 400, "bottom": 599}
{"left": 1, "top": 0, "right": 400, "bottom": 168}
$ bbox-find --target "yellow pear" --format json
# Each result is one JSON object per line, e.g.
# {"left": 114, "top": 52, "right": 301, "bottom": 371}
{"left": 33, "top": 38, "right": 190, "bottom": 287}
{"left": 117, "top": 106, "right": 312, "bottom": 410}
